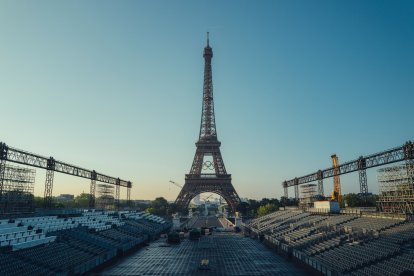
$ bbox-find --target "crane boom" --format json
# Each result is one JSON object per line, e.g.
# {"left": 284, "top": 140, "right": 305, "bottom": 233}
{"left": 203, "top": 193, "right": 214, "bottom": 201}
{"left": 169, "top": 180, "right": 183, "bottom": 189}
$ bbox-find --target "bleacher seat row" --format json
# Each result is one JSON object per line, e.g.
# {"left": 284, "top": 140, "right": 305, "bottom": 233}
{"left": 243, "top": 210, "right": 414, "bottom": 276}
{"left": 0, "top": 210, "right": 172, "bottom": 276}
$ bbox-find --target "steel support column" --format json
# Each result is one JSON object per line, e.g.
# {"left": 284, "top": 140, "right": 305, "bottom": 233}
{"left": 43, "top": 157, "right": 55, "bottom": 208}
{"left": 317, "top": 170, "right": 324, "bottom": 196}
{"left": 115, "top": 178, "right": 120, "bottom": 210}
{"left": 89, "top": 170, "right": 97, "bottom": 209}
{"left": 294, "top": 185, "right": 299, "bottom": 200}
{"left": 359, "top": 169, "right": 368, "bottom": 194}
{"left": 283, "top": 181, "right": 288, "bottom": 198}
{"left": 404, "top": 141, "right": 414, "bottom": 184}
{"left": 294, "top": 178, "right": 299, "bottom": 200}
{"left": 89, "top": 180, "right": 96, "bottom": 209}
{"left": 0, "top": 159, "right": 5, "bottom": 196}
{"left": 127, "top": 181, "right": 131, "bottom": 207}
{"left": 358, "top": 156, "right": 368, "bottom": 196}
{"left": 0, "top": 143, "right": 8, "bottom": 196}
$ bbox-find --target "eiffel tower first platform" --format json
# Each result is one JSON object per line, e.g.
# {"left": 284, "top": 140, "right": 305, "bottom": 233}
{"left": 175, "top": 34, "right": 241, "bottom": 213}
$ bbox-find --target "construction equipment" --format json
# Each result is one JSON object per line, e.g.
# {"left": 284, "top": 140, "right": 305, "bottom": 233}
{"left": 331, "top": 154, "right": 342, "bottom": 203}
{"left": 202, "top": 193, "right": 214, "bottom": 202}
{"left": 169, "top": 180, "right": 183, "bottom": 189}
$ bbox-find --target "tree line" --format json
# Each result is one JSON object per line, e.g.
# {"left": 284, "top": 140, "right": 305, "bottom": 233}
{"left": 31, "top": 192, "right": 378, "bottom": 218}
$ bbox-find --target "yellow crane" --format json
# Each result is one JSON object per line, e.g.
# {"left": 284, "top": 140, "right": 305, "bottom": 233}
{"left": 331, "top": 154, "right": 341, "bottom": 203}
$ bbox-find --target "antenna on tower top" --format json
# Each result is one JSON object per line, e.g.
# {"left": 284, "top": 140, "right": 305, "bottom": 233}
{"left": 207, "top": 32, "right": 210, "bottom": 46}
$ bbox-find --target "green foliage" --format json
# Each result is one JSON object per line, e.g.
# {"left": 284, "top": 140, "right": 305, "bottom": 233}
{"left": 343, "top": 193, "right": 377, "bottom": 207}
{"left": 32, "top": 193, "right": 91, "bottom": 209}
{"left": 280, "top": 196, "right": 299, "bottom": 207}
{"left": 146, "top": 197, "right": 169, "bottom": 216}
{"left": 146, "top": 207, "right": 156, "bottom": 214}
{"left": 33, "top": 196, "right": 44, "bottom": 208}
{"left": 236, "top": 198, "right": 280, "bottom": 218}
{"left": 257, "top": 203, "right": 279, "bottom": 217}
{"left": 237, "top": 201, "right": 250, "bottom": 215}
{"left": 74, "top": 193, "right": 90, "bottom": 208}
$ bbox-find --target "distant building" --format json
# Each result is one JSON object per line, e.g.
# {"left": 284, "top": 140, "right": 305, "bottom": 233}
{"left": 56, "top": 194, "right": 74, "bottom": 201}
{"left": 131, "top": 200, "right": 152, "bottom": 206}
{"left": 313, "top": 201, "right": 340, "bottom": 213}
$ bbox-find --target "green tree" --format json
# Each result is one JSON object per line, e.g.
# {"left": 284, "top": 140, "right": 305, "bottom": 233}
{"left": 257, "top": 203, "right": 279, "bottom": 217}
{"left": 146, "top": 197, "right": 169, "bottom": 216}
{"left": 237, "top": 201, "right": 250, "bottom": 216}
{"left": 343, "top": 193, "right": 377, "bottom": 208}
{"left": 33, "top": 196, "right": 44, "bottom": 208}
{"left": 74, "top": 193, "right": 90, "bottom": 208}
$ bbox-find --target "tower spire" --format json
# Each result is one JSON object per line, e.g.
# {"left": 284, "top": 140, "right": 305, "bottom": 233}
{"left": 200, "top": 32, "right": 216, "bottom": 140}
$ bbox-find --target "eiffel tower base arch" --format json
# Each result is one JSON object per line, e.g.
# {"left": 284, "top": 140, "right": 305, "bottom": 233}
{"left": 175, "top": 175, "right": 240, "bottom": 213}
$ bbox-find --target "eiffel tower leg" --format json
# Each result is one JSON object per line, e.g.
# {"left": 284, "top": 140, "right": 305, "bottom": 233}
{"left": 189, "top": 149, "right": 204, "bottom": 175}
{"left": 212, "top": 151, "right": 227, "bottom": 175}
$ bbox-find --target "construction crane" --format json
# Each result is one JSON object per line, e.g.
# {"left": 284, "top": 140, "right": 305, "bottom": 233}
{"left": 202, "top": 193, "right": 214, "bottom": 202}
{"left": 169, "top": 180, "right": 183, "bottom": 189}
{"left": 331, "top": 154, "right": 342, "bottom": 203}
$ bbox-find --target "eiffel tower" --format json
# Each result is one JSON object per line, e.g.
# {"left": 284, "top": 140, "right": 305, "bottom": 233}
{"left": 175, "top": 34, "right": 241, "bottom": 213}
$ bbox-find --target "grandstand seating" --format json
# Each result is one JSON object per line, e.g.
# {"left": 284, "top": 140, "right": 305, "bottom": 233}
{"left": 0, "top": 253, "right": 53, "bottom": 276}
{"left": 0, "top": 210, "right": 172, "bottom": 276}
{"left": 244, "top": 210, "right": 414, "bottom": 275}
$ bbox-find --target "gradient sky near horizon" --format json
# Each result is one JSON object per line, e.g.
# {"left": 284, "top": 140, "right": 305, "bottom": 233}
{"left": 1, "top": 1, "right": 413, "bottom": 201}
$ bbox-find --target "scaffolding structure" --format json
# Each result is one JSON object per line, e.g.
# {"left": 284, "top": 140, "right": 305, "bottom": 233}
{"left": 96, "top": 184, "right": 115, "bottom": 210}
{"left": 377, "top": 165, "right": 414, "bottom": 214}
{"left": 299, "top": 184, "right": 318, "bottom": 209}
{"left": 0, "top": 165, "right": 35, "bottom": 215}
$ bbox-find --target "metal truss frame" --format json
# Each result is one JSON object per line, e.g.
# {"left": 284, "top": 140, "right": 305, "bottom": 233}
{"left": 283, "top": 141, "right": 414, "bottom": 197}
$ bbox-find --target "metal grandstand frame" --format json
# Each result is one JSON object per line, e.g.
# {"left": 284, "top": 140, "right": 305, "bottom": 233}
{"left": 0, "top": 142, "right": 132, "bottom": 208}
{"left": 283, "top": 141, "right": 414, "bottom": 201}
{"left": 0, "top": 164, "right": 36, "bottom": 215}
{"left": 377, "top": 165, "right": 414, "bottom": 214}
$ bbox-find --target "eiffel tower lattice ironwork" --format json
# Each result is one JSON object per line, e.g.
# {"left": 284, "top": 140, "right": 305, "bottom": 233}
{"left": 175, "top": 34, "right": 241, "bottom": 213}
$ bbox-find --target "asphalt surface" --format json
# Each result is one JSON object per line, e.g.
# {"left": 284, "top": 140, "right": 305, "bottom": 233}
{"left": 101, "top": 232, "right": 306, "bottom": 275}
{"left": 192, "top": 216, "right": 223, "bottom": 228}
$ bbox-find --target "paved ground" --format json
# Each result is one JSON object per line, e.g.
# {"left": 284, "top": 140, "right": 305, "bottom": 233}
{"left": 101, "top": 233, "right": 306, "bottom": 275}
{"left": 192, "top": 216, "right": 223, "bottom": 228}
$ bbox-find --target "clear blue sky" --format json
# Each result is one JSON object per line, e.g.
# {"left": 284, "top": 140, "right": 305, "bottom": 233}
{"left": 0, "top": 1, "right": 413, "bottom": 200}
